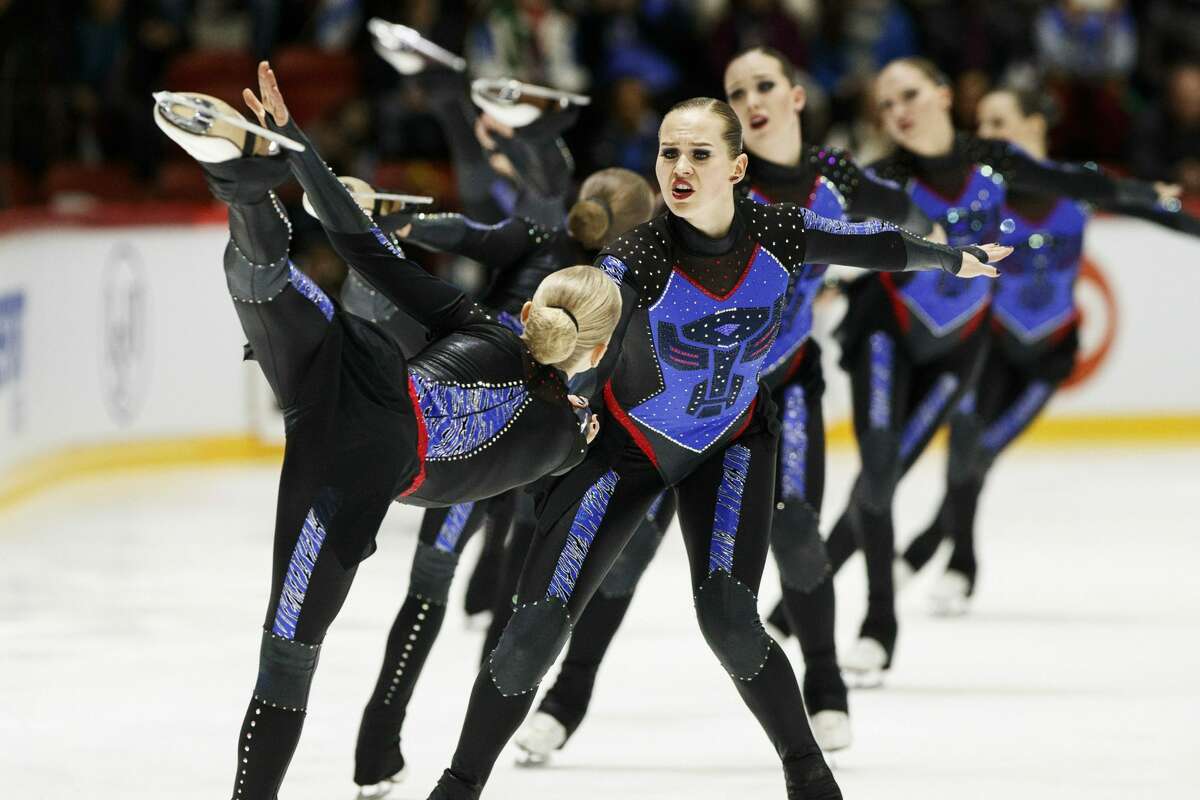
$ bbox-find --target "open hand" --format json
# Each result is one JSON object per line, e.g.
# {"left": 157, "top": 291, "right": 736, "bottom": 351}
{"left": 958, "top": 243, "right": 1012, "bottom": 278}
{"left": 1154, "top": 182, "right": 1183, "bottom": 205}
{"left": 243, "top": 60, "right": 289, "bottom": 128}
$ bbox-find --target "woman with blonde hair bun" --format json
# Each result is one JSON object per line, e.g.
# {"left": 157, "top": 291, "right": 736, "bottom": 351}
{"left": 521, "top": 265, "right": 622, "bottom": 372}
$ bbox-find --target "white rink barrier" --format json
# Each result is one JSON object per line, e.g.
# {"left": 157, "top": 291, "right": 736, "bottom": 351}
{"left": 1, "top": 213, "right": 1198, "bottom": 505}
{"left": 0, "top": 216, "right": 267, "bottom": 499}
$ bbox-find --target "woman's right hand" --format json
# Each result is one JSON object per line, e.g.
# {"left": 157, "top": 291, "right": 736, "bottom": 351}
{"left": 958, "top": 243, "right": 1012, "bottom": 278}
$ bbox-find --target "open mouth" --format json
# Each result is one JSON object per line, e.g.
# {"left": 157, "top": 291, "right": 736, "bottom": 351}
{"left": 671, "top": 179, "right": 694, "bottom": 201}
{"left": 749, "top": 114, "right": 768, "bottom": 130}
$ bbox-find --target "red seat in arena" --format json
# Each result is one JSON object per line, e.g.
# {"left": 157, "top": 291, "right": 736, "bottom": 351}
{"left": 157, "top": 161, "right": 216, "bottom": 203}
{"left": 0, "top": 162, "right": 41, "bottom": 207}
{"left": 372, "top": 160, "right": 457, "bottom": 209}
{"left": 164, "top": 50, "right": 259, "bottom": 98}
{"left": 43, "top": 162, "right": 144, "bottom": 203}
{"left": 270, "top": 47, "right": 360, "bottom": 125}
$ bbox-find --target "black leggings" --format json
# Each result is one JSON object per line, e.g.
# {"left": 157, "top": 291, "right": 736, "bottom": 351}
{"left": 530, "top": 357, "right": 848, "bottom": 746}
{"left": 209, "top": 160, "right": 388, "bottom": 800}
{"left": 824, "top": 326, "right": 987, "bottom": 658}
{"left": 428, "top": 409, "right": 840, "bottom": 799}
{"left": 900, "top": 337, "right": 1070, "bottom": 585}
{"left": 354, "top": 495, "right": 506, "bottom": 785}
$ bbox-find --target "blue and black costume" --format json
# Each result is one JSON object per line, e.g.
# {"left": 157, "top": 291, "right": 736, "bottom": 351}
{"left": 898, "top": 172, "right": 1200, "bottom": 594}
{"left": 524, "top": 144, "right": 937, "bottom": 746}
{"left": 823, "top": 134, "right": 1190, "bottom": 666}
{"left": 208, "top": 115, "right": 594, "bottom": 800}
{"left": 424, "top": 193, "right": 983, "bottom": 800}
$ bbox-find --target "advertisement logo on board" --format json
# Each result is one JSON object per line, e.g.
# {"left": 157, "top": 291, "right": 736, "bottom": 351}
{"left": 0, "top": 290, "right": 24, "bottom": 433}
{"left": 101, "top": 244, "right": 151, "bottom": 426}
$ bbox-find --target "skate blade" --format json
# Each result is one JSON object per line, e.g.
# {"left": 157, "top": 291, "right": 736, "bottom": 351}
{"left": 153, "top": 91, "right": 305, "bottom": 153}
{"left": 368, "top": 18, "right": 467, "bottom": 72}
{"left": 514, "top": 747, "right": 551, "bottom": 768}
{"left": 464, "top": 611, "right": 493, "bottom": 632}
{"left": 842, "top": 668, "right": 885, "bottom": 690}
{"left": 355, "top": 767, "right": 407, "bottom": 799}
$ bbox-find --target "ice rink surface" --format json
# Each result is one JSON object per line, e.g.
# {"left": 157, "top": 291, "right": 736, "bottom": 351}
{"left": 3, "top": 445, "right": 1199, "bottom": 800}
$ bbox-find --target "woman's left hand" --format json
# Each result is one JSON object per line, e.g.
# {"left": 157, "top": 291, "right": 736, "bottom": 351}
{"left": 958, "top": 243, "right": 1012, "bottom": 278}
{"left": 243, "top": 60, "right": 290, "bottom": 128}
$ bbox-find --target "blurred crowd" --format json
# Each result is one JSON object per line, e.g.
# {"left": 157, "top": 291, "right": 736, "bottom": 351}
{"left": 1, "top": 0, "right": 1199, "bottom": 211}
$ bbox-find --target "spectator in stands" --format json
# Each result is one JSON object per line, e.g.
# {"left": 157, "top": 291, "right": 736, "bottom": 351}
{"left": 1035, "top": 0, "right": 1137, "bottom": 160}
{"left": 574, "top": 0, "right": 700, "bottom": 99}
{"left": 707, "top": 0, "right": 811, "bottom": 87}
{"left": 1133, "top": 62, "right": 1200, "bottom": 194}
{"left": 586, "top": 76, "right": 661, "bottom": 176}
{"left": 465, "top": 0, "right": 588, "bottom": 92}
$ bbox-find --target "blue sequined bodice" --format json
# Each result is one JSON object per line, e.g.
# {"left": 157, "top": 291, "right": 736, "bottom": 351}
{"left": 899, "top": 168, "right": 1003, "bottom": 334}
{"left": 628, "top": 245, "right": 788, "bottom": 453}
{"left": 993, "top": 198, "right": 1087, "bottom": 342}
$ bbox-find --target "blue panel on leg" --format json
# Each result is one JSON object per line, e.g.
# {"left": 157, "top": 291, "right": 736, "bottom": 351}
{"left": 546, "top": 470, "right": 620, "bottom": 603}
{"left": 709, "top": 444, "right": 752, "bottom": 574}
{"left": 899, "top": 373, "right": 960, "bottom": 461}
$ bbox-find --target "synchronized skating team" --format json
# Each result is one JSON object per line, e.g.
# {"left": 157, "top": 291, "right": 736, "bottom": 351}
{"left": 150, "top": 23, "right": 1199, "bottom": 800}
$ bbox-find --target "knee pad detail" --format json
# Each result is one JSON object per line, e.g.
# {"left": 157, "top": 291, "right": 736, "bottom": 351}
{"left": 409, "top": 542, "right": 460, "bottom": 605}
{"left": 488, "top": 599, "right": 571, "bottom": 697}
{"left": 947, "top": 412, "right": 990, "bottom": 485}
{"left": 856, "top": 428, "right": 899, "bottom": 514}
{"left": 597, "top": 518, "right": 666, "bottom": 600}
{"left": 694, "top": 572, "right": 771, "bottom": 681}
{"left": 253, "top": 630, "right": 321, "bottom": 711}
{"left": 771, "top": 501, "right": 830, "bottom": 593}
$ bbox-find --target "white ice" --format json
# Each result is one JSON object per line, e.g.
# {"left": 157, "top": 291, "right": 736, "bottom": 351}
{"left": 2, "top": 445, "right": 1199, "bottom": 800}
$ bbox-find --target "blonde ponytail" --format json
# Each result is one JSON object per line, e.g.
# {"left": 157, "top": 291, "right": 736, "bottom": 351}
{"left": 522, "top": 265, "right": 622, "bottom": 372}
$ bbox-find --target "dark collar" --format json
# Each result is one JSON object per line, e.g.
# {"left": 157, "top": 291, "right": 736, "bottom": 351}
{"left": 667, "top": 202, "right": 744, "bottom": 257}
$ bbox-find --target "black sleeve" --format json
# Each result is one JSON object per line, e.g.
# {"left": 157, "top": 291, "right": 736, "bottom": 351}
{"left": 796, "top": 207, "right": 974, "bottom": 275}
{"left": 276, "top": 117, "right": 485, "bottom": 333}
{"left": 969, "top": 137, "right": 1160, "bottom": 208}
{"left": 493, "top": 107, "right": 578, "bottom": 226}
{"left": 844, "top": 170, "right": 935, "bottom": 235}
{"left": 1104, "top": 201, "right": 1200, "bottom": 239}
{"left": 392, "top": 212, "right": 535, "bottom": 270}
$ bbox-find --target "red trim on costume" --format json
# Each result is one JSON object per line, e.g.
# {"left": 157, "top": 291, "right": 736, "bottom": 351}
{"left": 399, "top": 375, "right": 428, "bottom": 497}
{"left": 879, "top": 273, "right": 911, "bottom": 331}
{"left": 732, "top": 398, "right": 759, "bottom": 441}
{"left": 603, "top": 381, "right": 660, "bottom": 468}
{"left": 958, "top": 305, "right": 988, "bottom": 340}
{"left": 674, "top": 242, "right": 763, "bottom": 302}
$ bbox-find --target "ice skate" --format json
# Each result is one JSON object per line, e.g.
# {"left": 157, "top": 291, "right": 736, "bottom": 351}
{"left": 463, "top": 610, "right": 492, "bottom": 632}
{"left": 354, "top": 767, "right": 407, "bottom": 800}
{"left": 929, "top": 569, "right": 973, "bottom": 617}
{"left": 513, "top": 710, "right": 567, "bottom": 767}
{"left": 470, "top": 78, "right": 590, "bottom": 129}
{"left": 369, "top": 18, "right": 467, "bottom": 75}
{"left": 811, "top": 709, "right": 853, "bottom": 753}
{"left": 302, "top": 176, "right": 432, "bottom": 220}
{"left": 840, "top": 637, "right": 889, "bottom": 689}
{"left": 152, "top": 91, "right": 303, "bottom": 162}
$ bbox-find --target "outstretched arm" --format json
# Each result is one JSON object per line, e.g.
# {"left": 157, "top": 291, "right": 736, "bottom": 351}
{"left": 797, "top": 207, "right": 1007, "bottom": 277}
{"left": 384, "top": 211, "right": 535, "bottom": 272}
{"left": 243, "top": 61, "right": 483, "bottom": 334}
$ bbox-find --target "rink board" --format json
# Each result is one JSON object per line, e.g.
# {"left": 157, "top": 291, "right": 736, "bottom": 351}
{"left": 1, "top": 214, "right": 1199, "bottom": 506}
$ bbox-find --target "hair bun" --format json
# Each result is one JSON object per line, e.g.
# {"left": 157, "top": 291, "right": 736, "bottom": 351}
{"left": 567, "top": 198, "right": 611, "bottom": 250}
{"left": 523, "top": 306, "right": 579, "bottom": 365}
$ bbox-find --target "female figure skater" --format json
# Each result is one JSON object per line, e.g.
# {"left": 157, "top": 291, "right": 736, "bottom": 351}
{"left": 513, "top": 45, "right": 942, "bottom": 764}
{"left": 897, "top": 85, "right": 1200, "bottom": 615}
{"left": 152, "top": 61, "right": 621, "bottom": 800}
{"left": 418, "top": 95, "right": 1004, "bottom": 800}
{"left": 823, "top": 58, "right": 1189, "bottom": 685}
{"left": 352, "top": 166, "right": 656, "bottom": 798}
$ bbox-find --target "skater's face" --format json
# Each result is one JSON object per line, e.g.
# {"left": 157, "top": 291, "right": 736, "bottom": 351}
{"left": 977, "top": 91, "right": 1046, "bottom": 156}
{"left": 876, "top": 62, "right": 953, "bottom": 153}
{"left": 724, "top": 50, "right": 805, "bottom": 156}
{"left": 656, "top": 108, "right": 747, "bottom": 221}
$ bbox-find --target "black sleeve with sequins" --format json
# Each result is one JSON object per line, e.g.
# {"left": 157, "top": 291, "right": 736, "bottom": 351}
{"left": 967, "top": 137, "right": 1160, "bottom": 208}
{"left": 388, "top": 213, "right": 537, "bottom": 272}
{"left": 796, "top": 207, "right": 969, "bottom": 274}
{"left": 812, "top": 145, "right": 934, "bottom": 234}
